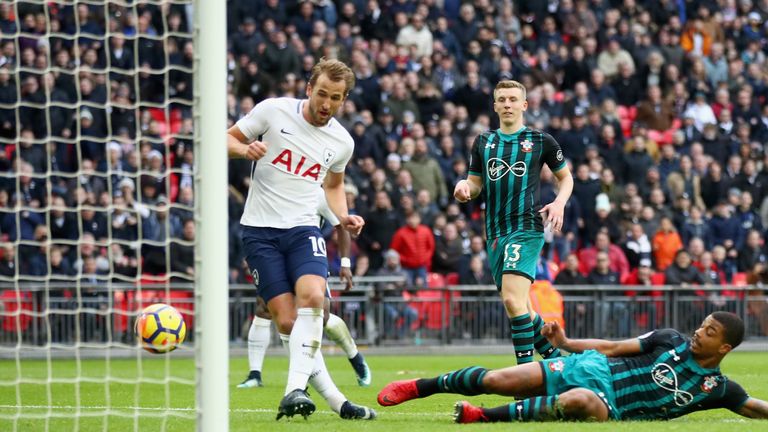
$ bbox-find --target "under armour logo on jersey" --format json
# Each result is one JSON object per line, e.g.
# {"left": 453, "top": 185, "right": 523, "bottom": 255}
{"left": 668, "top": 349, "right": 681, "bottom": 362}
{"left": 485, "top": 141, "right": 496, "bottom": 149}
{"left": 516, "top": 350, "right": 532, "bottom": 358}
{"left": 323, "top": 148, "right": 336, "bottom": 165}
{"left": 651, "top": 363, "right": 693, "bottom": 406}
{"left": 487, "top": 159, "right": 527, "bottom": 180}
{"left": 271, "top": 149, "right": 321, "bottom": 181}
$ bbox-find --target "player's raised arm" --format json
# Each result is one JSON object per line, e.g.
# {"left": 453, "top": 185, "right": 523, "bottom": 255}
{"left": 454, "top": 175, "right": 482, "bottom": 203}
{"left": 541, "top": 321, "right": 642, "bottom": 357}
{"left": 736, "top": 397, "right": 768, "bottom": 419}
{"left": 324, "top": 171, "right": 364, "bottom": 236}
{"left": 227, "top": 124, "right": 267, "bottom": 160}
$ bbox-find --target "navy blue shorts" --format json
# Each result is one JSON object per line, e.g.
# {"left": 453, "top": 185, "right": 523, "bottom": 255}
{"left": 241, "top": 225, "right": 329, "bottom": 303}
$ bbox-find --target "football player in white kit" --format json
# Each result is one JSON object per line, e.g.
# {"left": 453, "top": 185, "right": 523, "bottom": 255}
{"left": 239, "top": 188, "right": 372, "bottom": 389}
{"left": 226, "top": 58, "right": 370, "bottom": 420}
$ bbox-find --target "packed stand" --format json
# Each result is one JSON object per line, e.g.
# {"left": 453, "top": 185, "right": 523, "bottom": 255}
{"left": 1, "top": 1, "right": 768, "bottom": 339}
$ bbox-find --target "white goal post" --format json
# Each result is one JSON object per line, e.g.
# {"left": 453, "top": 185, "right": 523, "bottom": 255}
{"left": 193, "top": 0, "right": 229, "bottom": 431}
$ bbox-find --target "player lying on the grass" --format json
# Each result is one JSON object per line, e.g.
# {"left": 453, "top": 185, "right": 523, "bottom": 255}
{"left": 239, "top": 190, "right": 371, "bottom": 389}
{"left": 378, "top": 311, "right": 768, "bottom": 423}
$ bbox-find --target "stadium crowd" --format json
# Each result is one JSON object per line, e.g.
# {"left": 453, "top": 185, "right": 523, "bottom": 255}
{"left": 1, "top": 1, "right": 768, "bottom": 337}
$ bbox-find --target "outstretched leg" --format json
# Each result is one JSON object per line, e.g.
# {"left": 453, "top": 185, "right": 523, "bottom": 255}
{"left": 454, "top": 388, "right": 610, "bottom": 423}
{"left": 378, "top": 362, "right": 544, "bottom": 406}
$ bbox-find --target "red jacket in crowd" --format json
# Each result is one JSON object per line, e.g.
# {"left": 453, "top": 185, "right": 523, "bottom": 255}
{"left": 390, "top": 223, "right": 435, "bottom": 269}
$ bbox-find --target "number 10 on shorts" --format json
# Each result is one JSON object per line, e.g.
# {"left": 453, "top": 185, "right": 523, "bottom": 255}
{"left": 308, "top": 236, "right": 327, "bottom": 257}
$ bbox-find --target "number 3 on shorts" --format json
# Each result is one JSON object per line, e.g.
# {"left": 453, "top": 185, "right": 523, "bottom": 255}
{"left": 308, "top": 236, "right": 327, "bottom": 257}
{"left": 504, "top": 243, "right": 521, "bottom": 264}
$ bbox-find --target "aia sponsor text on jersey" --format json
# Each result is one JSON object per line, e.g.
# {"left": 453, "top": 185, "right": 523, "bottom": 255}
{"left": 271, "top": 148, "right": 322, "bottom": 181}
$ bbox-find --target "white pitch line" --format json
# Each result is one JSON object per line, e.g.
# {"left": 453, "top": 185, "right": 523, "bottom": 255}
{"left": 0, "top": 405, "right": 441, "bottom": 417}
{"left": 0, "top": 405, "right": 751, "bottom": 423}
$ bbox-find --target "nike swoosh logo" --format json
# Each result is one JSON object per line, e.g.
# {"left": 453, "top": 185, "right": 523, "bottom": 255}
{"left": 281, "top": 128, "right": 293, "bottom": 135}
{"left": 380, "top": 395, "right": 396, "bottom": 406}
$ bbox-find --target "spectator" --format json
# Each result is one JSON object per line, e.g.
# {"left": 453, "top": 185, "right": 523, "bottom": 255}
{"left": 701, "top": 161, "right": 730, "bottom": 209}
{"left": 390, "top": 211, "right": 435, "bottom": 288}
{"left": 578, "top": 230, "right": 629, "bottom": 278}
{"left": 664, "top": 249, "right": 707, "bottom": 286}
{"left": 683, "top": 92, "right": 717, "bottom": 133}
{"left": 0, "top": 243, "right": 15, "bottom": 276}
{"left": 553, "top": 253, "right": 587, "bottom": 285}
{"left": 695, "top": 251, "right": 725, "bottom": 285}
{"left": 622, "top": 223, "right": 652, "bottom": 269}
{"left": 597, "top": 37, "right": 635, "bottom": 79}
{"left": 171, "top": 218, "right": 195, "bottom": 280}
{"left": 681, "top": 206, "right": 712, "bottom": 249}
{"left": 636, "top": 85, "right": 675, "bottom": 133}
{"left": 49, "top": 195, "right": 78, "bottom": 241}
{"left": 396, "top": 13, "right": 432, "bottom": 59}
{"left": 141, "top": 196, "right": 181, "bottom": 275}
{"left": 737, "top": 229, "right": 767, "bottom": 272}
{"left": 622, "top": 135, "right": 655, "bottom": 188}
{"left": 652, "top": 216, "right": 683, "bottom": 271}
{"left": 571, "top": 163, "right": 600, "bottom": 224}
{"left": 432, "top": 222, "right": 463, "bottom": 275}
{"left": 586, "top": 250, "right": 628, "bottom": 338}
{"left": 403, "top": 138, "right": 447, "bottom": 205}
{"left": 709, "top": 200, "right": 741, "bottom": 250}
{"left": 375, "top": 249, "right": 417, "bottom": 339}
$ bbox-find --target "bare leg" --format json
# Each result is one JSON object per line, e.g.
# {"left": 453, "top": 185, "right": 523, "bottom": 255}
{"left": 480, "top": 362, "right": 546, "bottom": 398}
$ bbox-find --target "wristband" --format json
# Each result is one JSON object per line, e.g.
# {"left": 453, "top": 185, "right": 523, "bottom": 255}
{"left": 340, "top": 257, "right": 352, "bottom": 268}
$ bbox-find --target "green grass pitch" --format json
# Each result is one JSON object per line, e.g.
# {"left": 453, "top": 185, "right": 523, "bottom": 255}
{"left": 1, "top": 352, "right": 767, "bottom": 431}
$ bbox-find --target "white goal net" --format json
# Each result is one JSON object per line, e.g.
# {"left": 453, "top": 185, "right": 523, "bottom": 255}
{"left": 0, "top": 1, "right": 227, "bottom": 430}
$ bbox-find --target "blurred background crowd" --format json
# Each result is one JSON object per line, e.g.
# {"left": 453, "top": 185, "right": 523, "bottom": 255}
{"left": 2, "top": 0, "right": 768, "bottom": 334}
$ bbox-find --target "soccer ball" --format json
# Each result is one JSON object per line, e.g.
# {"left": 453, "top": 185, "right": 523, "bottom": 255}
{"left": 135, "top": 303, "right": 187, "bottom": 354}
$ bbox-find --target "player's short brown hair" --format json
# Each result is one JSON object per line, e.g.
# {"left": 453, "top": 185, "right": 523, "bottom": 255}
{"left": 309, "top": 58, "right": 355, "bottom": 97}
{"left": 494, "top": 80, "right": 527, "bottom": 100}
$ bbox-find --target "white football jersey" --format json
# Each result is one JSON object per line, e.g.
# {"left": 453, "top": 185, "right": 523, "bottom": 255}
{"left": 236, "top": 98, "right": 354, "bottom": 228}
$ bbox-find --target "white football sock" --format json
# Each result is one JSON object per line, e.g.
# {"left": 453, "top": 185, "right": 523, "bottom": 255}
{"left": 284, "top": 308, "right": 323, "bottom": 396}
{"left": 308, "top": 350, "right": 346, "bottom": 413}
{"left": 279, "top": 333, "right": 290, "bottom": 348}
{"left": 281, "top": 332, "right": 346, "bottom": 413}
{"left": 247, "top": 316, "right": 271, "bottom": 372}
{"left": 324, "top": 313, "right": 358, "bottom": 359}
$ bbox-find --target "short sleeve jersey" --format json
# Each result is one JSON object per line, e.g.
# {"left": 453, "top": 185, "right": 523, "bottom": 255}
{"left": 236, "top": 98, "right": 354, "bottom": 228}
{"left": 608, "top": 328, "right": 749, "bottom": 420}
{"left": 468, "top": 127, "right": 566, "bottom": 239}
